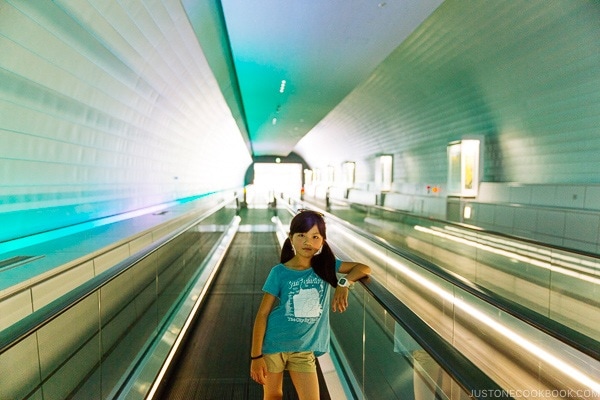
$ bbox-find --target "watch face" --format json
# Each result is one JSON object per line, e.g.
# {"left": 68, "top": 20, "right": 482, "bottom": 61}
{"left": 338, "top": 278, "right": 348, "bottom": 287}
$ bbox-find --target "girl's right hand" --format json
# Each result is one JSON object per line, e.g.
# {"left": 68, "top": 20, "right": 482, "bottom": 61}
{"left": 250, "top": 358, "right": 268, "bottom": 385}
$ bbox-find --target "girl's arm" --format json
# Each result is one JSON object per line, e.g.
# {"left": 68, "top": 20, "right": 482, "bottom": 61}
{"left": 250, "top": 293, "right": 277, "bottom": 385}
{"left": 332, "top": 261, "right": 371, "bottom": 313}
{"left": 338, "top": 261, "right": 371, "bottom": 283}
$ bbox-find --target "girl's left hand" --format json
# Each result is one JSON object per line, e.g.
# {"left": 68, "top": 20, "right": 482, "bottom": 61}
{"left": 332, "top": 287, "right": 349, "bottom": 312}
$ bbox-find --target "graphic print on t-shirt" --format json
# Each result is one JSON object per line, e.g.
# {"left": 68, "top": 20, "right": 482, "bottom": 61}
{"left": 284, "top": 275, "right": 324, "bottom": 323}
{"left": 293, "top": 288, "right": 321, "bottom": 318}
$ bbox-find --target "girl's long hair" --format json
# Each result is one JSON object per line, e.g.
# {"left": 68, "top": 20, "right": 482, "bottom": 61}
{"left": 280, "top": 210, "right": 338, "bottom": 287}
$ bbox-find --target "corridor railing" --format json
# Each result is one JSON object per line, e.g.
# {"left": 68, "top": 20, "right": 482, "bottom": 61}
{"left": 280, "top": 203, "right": 600, "bottom": 399}
{"left": 0, "top": 206, "right": 239, "bottom": 400}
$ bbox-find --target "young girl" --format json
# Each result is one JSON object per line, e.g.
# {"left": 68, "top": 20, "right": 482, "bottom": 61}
{"left": 250, "top": 209, "right": 371, "bottom": 400}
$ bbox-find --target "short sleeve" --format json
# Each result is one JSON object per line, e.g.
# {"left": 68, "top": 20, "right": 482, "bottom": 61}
{"left": 335, "top": 258, "right": 343, "bottom": 273}
{"left": 262, "top": 266, "right": 281, "bottom": 298}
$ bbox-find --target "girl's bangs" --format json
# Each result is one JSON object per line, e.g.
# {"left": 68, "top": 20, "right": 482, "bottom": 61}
{"left": 290, "top": 211, "right": 327, "bottom": 237}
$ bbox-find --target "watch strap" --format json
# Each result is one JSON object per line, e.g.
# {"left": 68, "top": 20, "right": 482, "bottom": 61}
{"left": 337, "top": 277, "right": 351, "bottom": 287}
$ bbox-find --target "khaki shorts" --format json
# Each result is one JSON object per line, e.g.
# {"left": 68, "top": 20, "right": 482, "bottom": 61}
{"left": 264, "top": 351, "right": 316, "bottom": 373}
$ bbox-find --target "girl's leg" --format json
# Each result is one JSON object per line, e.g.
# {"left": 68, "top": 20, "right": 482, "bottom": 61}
{"left": 263, "top": 371, "right": 284, "bottom": 400}
{"left": 289, "top": 370, "right": 320, "bottom": 400}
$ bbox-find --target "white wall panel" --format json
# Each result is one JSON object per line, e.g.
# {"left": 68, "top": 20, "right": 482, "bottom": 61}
{"left": 31, "top": 261, "right": 95, "bottom": 311}
{"left": 565, "top": 213, "right": 600, "bottom": 246}
{"left": 0, "top": 0, "right": 251, "bottom": 241}
{"left": 0, "top": 289, "right": 33, "bottom": 332}
{"left": 295, "top": 1, "right": 600, "bottom": 189}
{"left": 93, "top": 244, "right": 130, "bottom": 276}
{"left": 0, "top": 335, "right": 41, "bottom": 399}
{"left": 37, "top": 295, "right": 100, "bottom": 394}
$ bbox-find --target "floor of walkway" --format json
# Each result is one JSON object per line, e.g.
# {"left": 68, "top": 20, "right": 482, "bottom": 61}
{"left": 158, "top": 208, "right": 331, "bottom": 399}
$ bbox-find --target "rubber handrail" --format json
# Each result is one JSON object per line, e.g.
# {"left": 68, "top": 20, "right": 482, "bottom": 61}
{"left": 360, "top": 277, "right": 512, "bottom": 399}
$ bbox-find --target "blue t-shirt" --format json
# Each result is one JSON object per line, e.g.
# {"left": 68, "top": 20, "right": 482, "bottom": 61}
{"left": 262, "top": 259, "right": 342, "bottom": 356}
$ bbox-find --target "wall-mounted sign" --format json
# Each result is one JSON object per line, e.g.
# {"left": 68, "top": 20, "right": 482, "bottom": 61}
{"left": 447, "top": 139, "right": 480, "bottom": 197}
{"left": 376, "top": 154, "right": 393, "bottom": 191}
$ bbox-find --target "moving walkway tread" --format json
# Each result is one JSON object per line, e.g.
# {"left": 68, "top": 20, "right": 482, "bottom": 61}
{"left": 157, "top": 224, "right": 331, "bottom": 399}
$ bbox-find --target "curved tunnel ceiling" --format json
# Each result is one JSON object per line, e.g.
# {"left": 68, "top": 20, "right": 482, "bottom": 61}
{"left": 185, "top": 0, "right": 444, "bottom": 157}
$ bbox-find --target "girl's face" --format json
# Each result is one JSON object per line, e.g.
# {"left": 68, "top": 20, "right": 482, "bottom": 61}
{"left": 290, "top": 224, "right": 324, "bottom": 258}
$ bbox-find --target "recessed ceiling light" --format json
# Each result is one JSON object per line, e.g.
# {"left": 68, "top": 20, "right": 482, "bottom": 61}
{"left": 272, "top": 118, "right": 277, "bottom": 125}
{"left": 279, "top": 79, "right": 286, "bottom": 93}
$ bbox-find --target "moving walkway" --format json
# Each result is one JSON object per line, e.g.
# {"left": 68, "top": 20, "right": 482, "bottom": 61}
{"left": 306, "top": 196, "right": 600, "bottom": 347}
{"left": 1, "top": 200, "right": 598, "bottom": 399}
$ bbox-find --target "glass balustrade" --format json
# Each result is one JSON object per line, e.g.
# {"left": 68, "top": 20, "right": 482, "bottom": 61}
{"left": 325, "top": 217, "right": 600, "bottom": 399}
{"left": 0, "top": 208, "right": 235, "bottom": 399}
